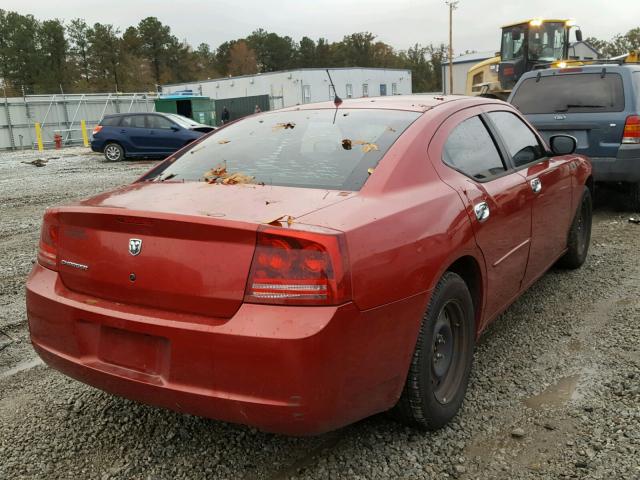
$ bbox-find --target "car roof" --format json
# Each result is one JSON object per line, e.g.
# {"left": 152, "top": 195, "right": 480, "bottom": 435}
{"left": 278, "top": 95, "right": 503, "bottom": 113}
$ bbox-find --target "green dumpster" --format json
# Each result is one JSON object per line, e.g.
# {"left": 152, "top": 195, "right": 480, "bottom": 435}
{"left": 155, "top": 93, "right": 216, "bottom": 126}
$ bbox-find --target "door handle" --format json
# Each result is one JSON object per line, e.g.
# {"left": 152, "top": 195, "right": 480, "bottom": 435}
{"left": 474, "top": 202, "right": 490, "bottom": 223}
{"left": 530, "top": 178, "right": 542, "bottom": 193}
{"left": 119, "top": 129, "right": 126, "bottom": 134}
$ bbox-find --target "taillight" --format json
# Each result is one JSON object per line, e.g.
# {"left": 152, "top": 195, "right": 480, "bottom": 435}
{"left": 244, "top": 225, "right": 351, "bottom": 305}
{"left": 92, "top": 125, "right": 103, "bottom": 136}
{"left": 37, "top": 211, "right": 60, "bottom": 271}
{"left": 622, "top": 115, "right": 640, "bottom": 144}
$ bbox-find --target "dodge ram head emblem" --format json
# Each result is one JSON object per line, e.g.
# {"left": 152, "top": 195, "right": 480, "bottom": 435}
{"left": 128, "top": 238, "right": 143, "bottom": 256}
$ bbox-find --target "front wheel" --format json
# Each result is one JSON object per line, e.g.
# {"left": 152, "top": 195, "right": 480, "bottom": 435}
{"left": 103, "top": 142, "right": 124, "bottom": 162}
{"left": 558, "top": 186, "right": 592, "bottom": 269}
{"left": 392, "top": 272, "right": 475, "bottom": 430}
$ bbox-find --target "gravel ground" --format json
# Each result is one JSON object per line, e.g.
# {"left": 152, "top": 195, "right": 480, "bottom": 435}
{"left": 0, "top": 148, "right": 638, "bottom": 480}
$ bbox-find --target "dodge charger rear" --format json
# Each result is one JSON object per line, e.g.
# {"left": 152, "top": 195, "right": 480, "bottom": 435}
{"left": 26, "top": 96, "right": 592, "bottom": 435}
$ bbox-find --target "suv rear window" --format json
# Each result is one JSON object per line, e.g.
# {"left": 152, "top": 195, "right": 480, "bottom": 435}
{"left": 148, "top": 109, "right": 420, "bottom": 190}
{"left": 100, "top": 116, "right": 121, "bottom": 126}
{"left": 511, "top": 73, "right": 625, "bottom": 114}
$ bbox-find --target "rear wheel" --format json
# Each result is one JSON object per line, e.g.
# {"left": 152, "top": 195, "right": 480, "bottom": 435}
{"left": 103, "top": 142, "right": 124, "bottom": 162}
{"left": 393, "top": 272, "right": 475, "bottom": 430}
{"left": 558, "top": 186, "right": 592, "bottom": 269}
{"left": 627, "top": 182, "right": 640, "bottom": 212}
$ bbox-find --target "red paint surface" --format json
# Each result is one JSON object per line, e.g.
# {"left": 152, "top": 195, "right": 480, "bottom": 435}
{"left": 26, "top": 95, "right": 591, "bottom": 435}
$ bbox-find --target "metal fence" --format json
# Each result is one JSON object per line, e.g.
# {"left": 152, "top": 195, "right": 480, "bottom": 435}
{"left": 0, "top": 92, "right": 159, "bottom": 151}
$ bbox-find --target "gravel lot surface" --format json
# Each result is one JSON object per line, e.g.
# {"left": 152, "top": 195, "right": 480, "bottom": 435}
{"left": 0, "top": 148, "right": 638, "bottom": 479}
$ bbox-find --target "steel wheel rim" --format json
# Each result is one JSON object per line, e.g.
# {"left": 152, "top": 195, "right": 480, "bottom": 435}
{"left": 105, "top": 145, "right": 120, "bottom": 161}
{"left": 576, "top": 198, "right": 588, "bottom": 254}
{"left": 431, "top": 299, "right": 467, "bottom": 404}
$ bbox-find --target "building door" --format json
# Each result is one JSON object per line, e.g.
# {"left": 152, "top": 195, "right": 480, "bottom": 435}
{"left": 380, "top": 84, "right": 387, "bottom": 96}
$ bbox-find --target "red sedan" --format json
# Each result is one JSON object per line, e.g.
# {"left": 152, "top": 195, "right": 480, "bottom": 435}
{"left": 26, "top": 96, "right": 592, "bottom": 435}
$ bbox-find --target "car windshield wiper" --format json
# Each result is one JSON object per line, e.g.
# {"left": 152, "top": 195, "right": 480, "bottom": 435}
{"left": 555, "top": 104, "right": 605, "bottom": 112}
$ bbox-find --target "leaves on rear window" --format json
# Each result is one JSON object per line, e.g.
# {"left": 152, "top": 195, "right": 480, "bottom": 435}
{"left": 353, "top": 140, "right": 379, "bottom": 153}
{"left": 203, "top": 162, "right": 255, "bottom": 185}
{"left": 341, "top": 139, "right": 352, "bottom": 150}
{"left": 273, "top": 122, "right": 296, "bottom": 131}
{"left": 367, "top": 167, "right": 375, "bottom": 175}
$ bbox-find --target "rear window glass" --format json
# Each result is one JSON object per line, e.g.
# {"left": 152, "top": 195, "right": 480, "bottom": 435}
{"left": 147, "top": 109, "right": 420, "bottom": 190}
{"left": 100, "top": 116, "right": 120, "bottom": 126}
{"left": 511, "top": 73, "right": 625, "bottom": 114}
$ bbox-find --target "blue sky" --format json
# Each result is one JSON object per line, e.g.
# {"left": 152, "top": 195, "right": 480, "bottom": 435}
{"left": 7, "top": 0, "right": 638, "bottom": 54}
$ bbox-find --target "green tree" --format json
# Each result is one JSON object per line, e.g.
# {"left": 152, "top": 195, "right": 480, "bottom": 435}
{"left": 87, "top": 23, "right": 122, "bottom": 90}
{"left": 296, "top": 36, "right": 316, "bottom": 67}
{"left": 0, "top": 10, "right": 41, "bottom": 93}
{"left": 38, "top": 19, "right": 68, "bottom": 92}
{"left": 67, "top": 18, "right": 91, "bottom": 85}
{"left": 246, "top": 29, "right": 295, "bottom": 71}
{"left": 137, "top": 17, "right": 173, "bottom": 83}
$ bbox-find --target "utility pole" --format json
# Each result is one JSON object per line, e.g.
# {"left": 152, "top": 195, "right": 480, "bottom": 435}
{"left": 445, "top": 1, "right": 459, "bottom": 95}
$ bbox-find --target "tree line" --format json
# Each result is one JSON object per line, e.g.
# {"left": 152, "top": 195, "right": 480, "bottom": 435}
{"left": 0, "top": 11, "right": 447, "bottom": 96}
{"left": 1, "top": 10, "right": 638, "bottom": 97}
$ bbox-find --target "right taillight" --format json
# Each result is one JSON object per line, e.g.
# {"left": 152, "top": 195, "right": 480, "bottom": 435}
{"left": 92, "top": 125, "right": 103, "bottom": 136}
{"left": 622, "top": 115, "right": 640, "bottom": 144}
{"left": 244, "top": 225, "right": 351, "bottom": 306}
{"left": 37, "top": 211, "right": 60, "bottom": 271}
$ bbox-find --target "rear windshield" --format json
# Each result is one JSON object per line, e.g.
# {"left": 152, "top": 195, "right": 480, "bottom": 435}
{"left": 147, "top": 109, "right": 420, "bottom": 190}
{"left": 167, "top": 113, "right": 200, "bottom": 128}
{"left": 511, "top": 73, "right": 625, "bottom": 114}
{"left": 100, "top": 116, "right": 121, "bottom": 126}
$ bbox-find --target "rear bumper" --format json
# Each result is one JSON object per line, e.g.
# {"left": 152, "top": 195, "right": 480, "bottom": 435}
{"left": 26, "top": 264, "right": 427, "bottom": 435}
{"left": 590, "top": 144, "right": 640, "bottom": 182}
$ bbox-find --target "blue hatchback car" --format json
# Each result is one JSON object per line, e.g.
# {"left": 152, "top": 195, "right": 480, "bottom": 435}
{"left": 91, "top": 112, "right": 214, "bottom": 161}
{"left": 509, "top": 62, "right": 640, "bottom": 209}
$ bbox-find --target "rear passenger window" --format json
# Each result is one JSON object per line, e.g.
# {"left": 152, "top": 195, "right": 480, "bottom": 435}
{"left": 443, "top": 116, "right": 506, "bottom": 180}
{"left": 121, "top": 115, "right": 146, "bottom": 128}
{"left": 148, "top": 115, "right": 175, "bottom": 130}
{"left": 488, "top": 112, "right": 545, "bottom": 167}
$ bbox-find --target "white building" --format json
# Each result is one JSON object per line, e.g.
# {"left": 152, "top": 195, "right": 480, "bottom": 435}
{"left": 568, "top": 41, "right": 600, "bottom": 61}
{"left": 161, "top": 67, "right": 412, "bottom": 110}
{"left": 441, "top": 51, "right": 495, "bottom": 95}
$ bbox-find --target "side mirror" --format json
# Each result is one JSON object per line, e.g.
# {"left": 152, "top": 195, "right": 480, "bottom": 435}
{"left": 575, "top": 29, "right": 583, "bottom": 42}
{"left": 549, "top": 134, "right": 577, "bottom": 155}
{"left": 171, "top": 125, "right": 180, "bottom": 132}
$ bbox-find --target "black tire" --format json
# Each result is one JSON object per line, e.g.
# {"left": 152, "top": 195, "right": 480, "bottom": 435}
{"left": 103, "top": 142, "right": 124, "bottom": 161}
{"left": 558, "top": 186, "right": 592, "bottom": 269}
{"left": 627, "top": 182, "right": 640, "bottom": 212}
{"left": 393, "top": 272, "right": 475, "bottom": 430}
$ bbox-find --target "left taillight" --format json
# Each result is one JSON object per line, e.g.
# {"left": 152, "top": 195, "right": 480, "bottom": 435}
{"left": 244, "top": 225, "right": 351, "bottom": 306}
{"left": 37, "top": 211, "right": 60, "bottom": 271}
{"left": 622, "top": 115, "right": 640, "bottom": 144}
{"left": 92, "top": 125, "right": 103, "bottom": 136}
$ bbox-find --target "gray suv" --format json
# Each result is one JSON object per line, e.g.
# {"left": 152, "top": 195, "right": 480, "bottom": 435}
{"left": 508, "top": 63, "right": 640, "bottom": 209}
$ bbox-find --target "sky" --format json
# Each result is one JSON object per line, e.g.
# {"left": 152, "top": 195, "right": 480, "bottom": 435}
{"left": 5, "top": 0, "right": 639, "bottom": 55}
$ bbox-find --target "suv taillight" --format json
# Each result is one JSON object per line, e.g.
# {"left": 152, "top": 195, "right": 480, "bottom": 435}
{"left": 92, "top": 125, "right": 103, "bottom": 136}
{"left": 244, "top": 225, "right": 351, "bottom": 305}
{"left": 37, "top": 211, "right": 60, "bottom": 271}
{"left": 622, "top": 115, "right": 640, "bottom": 144}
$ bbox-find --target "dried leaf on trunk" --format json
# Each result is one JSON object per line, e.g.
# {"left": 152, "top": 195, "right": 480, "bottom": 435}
{"left": 263, "top": 215, "right": 295, "bottom": 227}
{"left": 218, "top": 139, "right": 231, "bottom": 144}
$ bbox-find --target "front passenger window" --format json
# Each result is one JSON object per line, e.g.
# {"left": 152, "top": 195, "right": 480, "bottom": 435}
{"left": 488, "top": 111, "right": 545, "bottom": 167}
{"left": 443, "top": 116, "right": 506, "bottom": 180}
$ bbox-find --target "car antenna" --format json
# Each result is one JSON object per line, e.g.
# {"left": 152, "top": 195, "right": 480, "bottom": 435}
{"left": 326, "top": 69, "right": 342, "bottom": 123}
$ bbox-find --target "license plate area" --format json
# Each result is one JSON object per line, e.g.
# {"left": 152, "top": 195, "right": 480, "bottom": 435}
{"left": 97, "top": 326, "right": 169, "bottom": 375}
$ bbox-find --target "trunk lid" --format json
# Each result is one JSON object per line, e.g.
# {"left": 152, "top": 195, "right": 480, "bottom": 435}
{"left": 56, "top": 182, "right": 353, "bottom": 318}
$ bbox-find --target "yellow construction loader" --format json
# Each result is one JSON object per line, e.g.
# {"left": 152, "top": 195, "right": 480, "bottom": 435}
{"left": 465, "top": 18, "right": 583, "bottom": 100}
